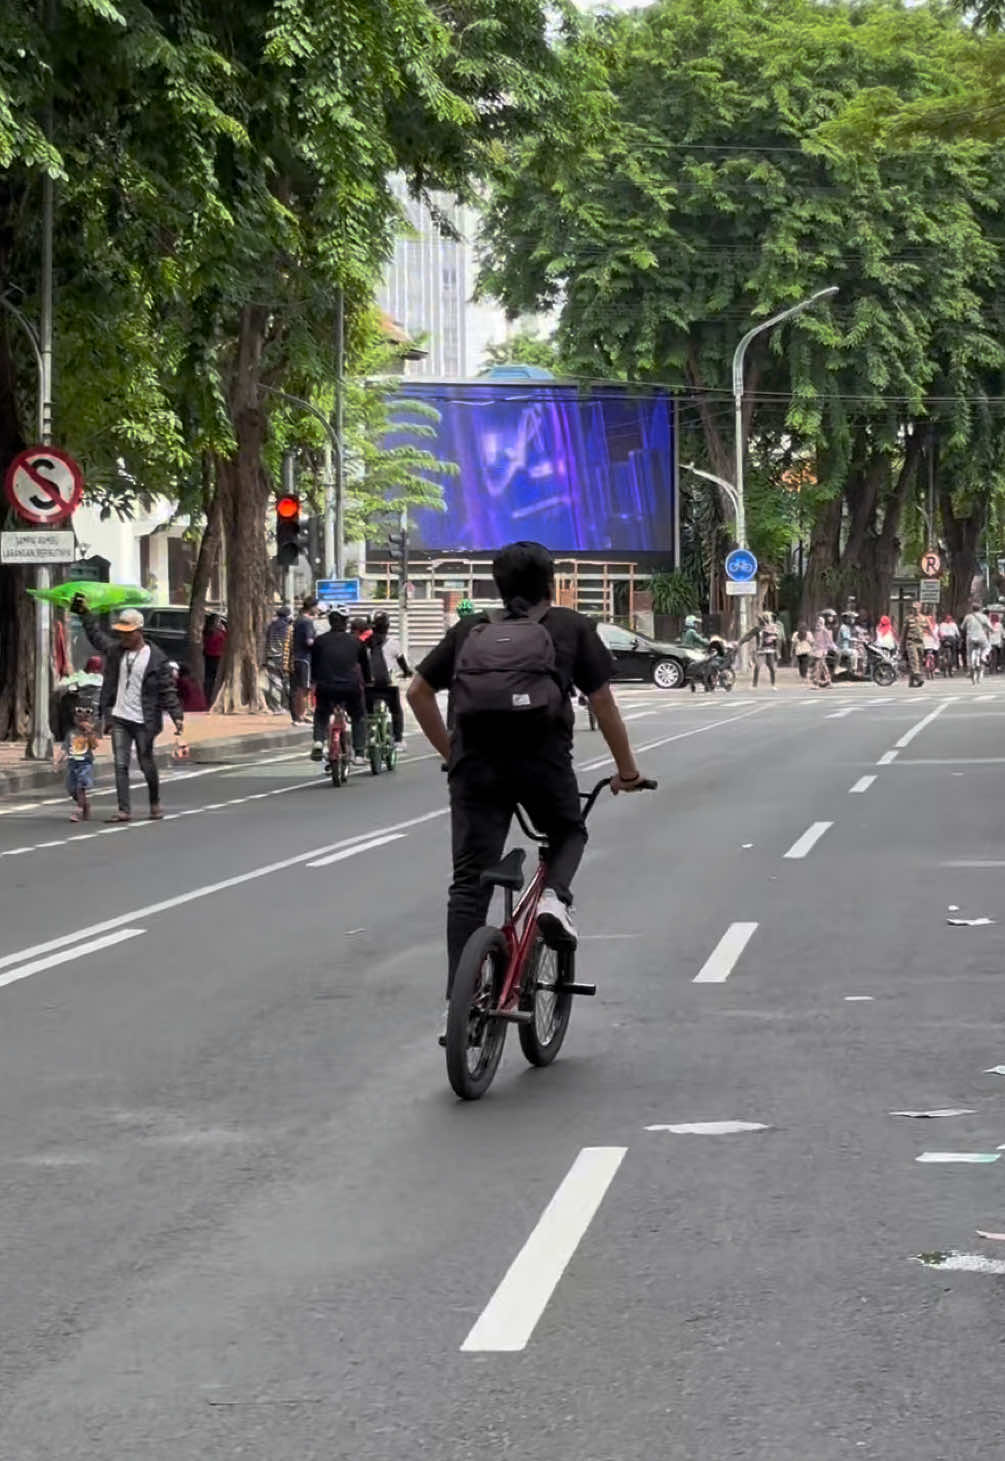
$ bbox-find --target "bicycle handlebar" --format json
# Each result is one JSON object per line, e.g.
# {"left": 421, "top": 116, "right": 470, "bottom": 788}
{"left": 515, "top": 774, "right": 658, "bottom": 841}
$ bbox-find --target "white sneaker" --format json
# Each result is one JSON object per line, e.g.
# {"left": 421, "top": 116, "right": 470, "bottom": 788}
{"left": 396, "top": 738, "right": 407, "bottom": 752}
{"left": 310, "top": 741, "right": 323, "bottom": 761}
{"left": 437, "top": 1004, "right": 449, "bottom": 1048}
{"left": 537, "top": 889, "right": 578, "bottom": 949}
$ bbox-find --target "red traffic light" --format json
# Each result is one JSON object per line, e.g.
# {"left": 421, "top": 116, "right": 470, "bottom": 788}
{"left": 276, "top": 495, "right": 299, "bottom": 519}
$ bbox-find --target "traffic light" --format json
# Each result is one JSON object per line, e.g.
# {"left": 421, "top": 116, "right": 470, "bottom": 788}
{"left": 276, "top": 495, "right": 301, "bottom": 568}
{"left": 387, "top": 528, "right": 408, "bottom": 569}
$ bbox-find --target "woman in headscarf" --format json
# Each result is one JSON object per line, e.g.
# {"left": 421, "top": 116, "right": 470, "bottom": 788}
{"left": 937, "top": 611, "right": 959, "bottom": 675}
{"left": 811, "top": 615, "right": 833, "bottom": 688}
{"left": 875, "top": 614, "right": 897, "bottom": 651}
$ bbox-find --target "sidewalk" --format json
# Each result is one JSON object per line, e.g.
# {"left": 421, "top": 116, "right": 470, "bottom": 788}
{"left": 0, "top": 712, "right": 312, "bottom": 798}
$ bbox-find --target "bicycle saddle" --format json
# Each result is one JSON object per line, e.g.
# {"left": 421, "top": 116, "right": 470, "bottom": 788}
{"left": 480, "top": 847, "right": 526, "bottom": 891}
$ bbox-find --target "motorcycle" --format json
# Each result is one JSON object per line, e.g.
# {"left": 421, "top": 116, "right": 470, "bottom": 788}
{"left": 685, "top": 636, "right": 736, "bottom": 693}
{"left": 866, "top": 641, "right": 899, "bottom": 687}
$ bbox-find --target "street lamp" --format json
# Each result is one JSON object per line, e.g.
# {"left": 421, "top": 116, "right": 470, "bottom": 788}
{"left": 732, "top": 286, "right": 838, "bottom": 653}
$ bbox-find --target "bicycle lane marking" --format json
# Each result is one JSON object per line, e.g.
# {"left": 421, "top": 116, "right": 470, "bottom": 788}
{"left": 693, "top": 922, "right": 758, "bottom": 983}
{"left": 0, "top": 807, "right": 449, "bottom": 974}
{"left": 576, "top": 707, "right": 766, "bottom": 773}
{"left": 460, "top": 1147, "right": 627, "bottom": 1353}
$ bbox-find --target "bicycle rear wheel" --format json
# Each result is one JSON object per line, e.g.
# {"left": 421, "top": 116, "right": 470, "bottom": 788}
{"left": 446, "top": 927, "right": 509, "bottom": 1100}
{"left": 518, "top": 936, "right": 573, "bottom": 1067}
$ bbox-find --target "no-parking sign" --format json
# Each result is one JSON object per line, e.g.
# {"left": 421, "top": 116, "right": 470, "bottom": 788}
{"left": 3, "top": 446, "right": 84, "bottom": 526}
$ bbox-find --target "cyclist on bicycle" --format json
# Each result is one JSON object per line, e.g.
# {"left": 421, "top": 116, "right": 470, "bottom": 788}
{"left": 407, "top": 541, "right": 647, "bottom": 1024}
{"left": 310, "top": 607, "right": 369, "bottom": 763}
{"left": 367, "top": 610, "right": 411, "bottom": 750}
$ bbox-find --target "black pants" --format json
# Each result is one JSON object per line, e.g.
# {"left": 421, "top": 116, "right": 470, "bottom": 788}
{"left": 446, "top": 744, "right": 587, "bottom": 992}
{"left": 111, "top": 717, "right": 159, "bottom": 813}
{"left": 204, "top": 655, "right": 220, "bottom": 704}
{"left": 796, "top": 653, "right": 810, "bottom": 679}
{"left": 365, "top": 684, "right": 404, "bottom": 741}
{"left": 314, "top": 684, "right": 366, "bottom": 756}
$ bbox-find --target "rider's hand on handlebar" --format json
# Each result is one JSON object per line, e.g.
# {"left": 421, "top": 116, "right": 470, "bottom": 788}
{"left": 611, "top": 770, "right": 645, "bottom": 794}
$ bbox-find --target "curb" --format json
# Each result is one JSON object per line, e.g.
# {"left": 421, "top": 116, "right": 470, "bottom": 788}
{"left": 0, "top": 724, "right": 312, "bottom": 799}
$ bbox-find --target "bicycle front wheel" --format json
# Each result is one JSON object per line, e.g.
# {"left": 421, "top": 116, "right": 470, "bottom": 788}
{"left": 518, "top": 936, "right": 573, "bottom": 1068}
{"left": 446, "top": 927, "right": 509, "bottom": 1100}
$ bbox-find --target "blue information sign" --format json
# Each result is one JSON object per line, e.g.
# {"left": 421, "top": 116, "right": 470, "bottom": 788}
{"left": 724, "top": 549, "right": 758, "bottom": 582}
{"left": 315, "top": 578, "right": 360, "bottom": 603}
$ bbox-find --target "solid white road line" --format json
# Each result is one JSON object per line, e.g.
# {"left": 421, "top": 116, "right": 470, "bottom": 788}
{"left": 577, "top": 707, "right": 763, "bottom": 773}
{"left": 307, "top": 833, "right": 406, "bottom": 868}
{"left": 461, "top": 1147, "right": 627, "bottom": 1353}
{"left": 0, "top": 807, "right": 448, "bottom": 973}
{"left": 784, "top": 821, "right": 832, "bottom": 859}
{"left": 0, "top": 928, "right": 146, "bottom": 992}
{"left": 827, "top": 707, "right": 856, "bottom": 720}
{"left": 693, "top": 922, "right": 758, "bottom": 984}
{"left": 849, "top": 775, "right": 876, "bottom": 794}
{"left": 877, "top": 750, "right": 899, "bottom": 765}
{"left": 893, "top": 699, "right": 950, "bottom": 749}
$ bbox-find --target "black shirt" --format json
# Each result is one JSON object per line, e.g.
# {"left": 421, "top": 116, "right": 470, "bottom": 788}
{"left": 292, "top": 612, "right": 316, "bottom": 662}
{"left": 311, "top": 630, "right": 369, "bottom": 690}
{"left": 418, "top": 604, "right": 614, "bottom": 750}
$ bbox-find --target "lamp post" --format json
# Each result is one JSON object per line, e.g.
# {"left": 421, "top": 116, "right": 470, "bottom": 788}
{"left": 732, "top": 286, "right": 838, "bottom": 656}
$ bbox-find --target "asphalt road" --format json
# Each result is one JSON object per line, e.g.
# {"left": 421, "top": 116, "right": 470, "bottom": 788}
{"left": 2, "top": 679, "right": 1005, "bottom": 1460}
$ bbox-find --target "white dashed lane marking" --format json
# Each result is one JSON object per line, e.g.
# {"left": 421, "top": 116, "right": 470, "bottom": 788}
{"left": 784, "top": 822, "right": 832, "bottom": 859}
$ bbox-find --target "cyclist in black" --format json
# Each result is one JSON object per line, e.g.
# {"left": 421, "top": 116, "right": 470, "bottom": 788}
{"left": 366, "top": 610, "right": 411, "bottom": 749}
{"left": 310, "top": 607, "right": 369, "bottom": 762}
{"left": 407, "top": 541, "right": 647, "bottom": 1033}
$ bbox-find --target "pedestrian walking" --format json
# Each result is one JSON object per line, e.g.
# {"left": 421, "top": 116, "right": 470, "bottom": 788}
{"left": 51, "top": 667, "right": 103, "bottom": 822}
{"left": 938, "top": 612, "right": 959, "bottom": 675}
{"left": 203, "top": 614, "right": 227, "bottom": 704}
{"left": 73, "top": 600, "right": 185, "bottom": 822}
{"left": 792, "top": 622, "right": 813, "bottom": 679}
{"left": 990, "top": 612, "right": 1003, "bottom": 673}
{"left": 811, "top": 615, "right": 833, "bottom": 688}
{"left": 901, "top": 601, "right": 927, "bottom": 687}
{"left": 263, "top": 603, "right": 292, "bottom": 713}
{"left": 176, "top": 662, "right": 207, "bottom": 712}
{"left": 290, "top": 596, "right": 318, "bottom": 725}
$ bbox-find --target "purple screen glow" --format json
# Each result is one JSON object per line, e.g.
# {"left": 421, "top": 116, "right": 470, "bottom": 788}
{"left": 385, "top": 383, "right": 675, "bottom": 553}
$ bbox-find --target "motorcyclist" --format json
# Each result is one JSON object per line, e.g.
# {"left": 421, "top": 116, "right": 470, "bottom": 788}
{"left": 835, "top": 612, "right": 858, "bottom": 678}
{"left": 680, "top": 614, "right": 709, "bottom": 651}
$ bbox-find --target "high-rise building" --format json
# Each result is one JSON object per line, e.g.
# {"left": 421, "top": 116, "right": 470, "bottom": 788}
{"left": 378, "top": 177, "right": 471, "bottom": 377}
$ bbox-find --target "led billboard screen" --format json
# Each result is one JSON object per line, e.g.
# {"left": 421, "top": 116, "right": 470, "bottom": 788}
{"left": 385, "top": 382, "right": 675, "bottom": 553}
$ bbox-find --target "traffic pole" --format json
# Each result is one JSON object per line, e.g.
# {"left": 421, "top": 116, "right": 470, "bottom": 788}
{"left": 29, "top": 101, "right": 55, "bottom": 761}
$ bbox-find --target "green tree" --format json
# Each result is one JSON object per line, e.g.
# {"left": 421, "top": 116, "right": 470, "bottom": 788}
{"left": 478, "top": 0, "right": 1005, "bottom": 620}
{"left": 481, "top": 327, "right": 566, "bottom": 373}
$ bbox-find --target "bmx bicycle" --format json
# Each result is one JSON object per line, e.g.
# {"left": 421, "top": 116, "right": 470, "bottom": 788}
{"left": 325, "top": 703, "right": 353, "bottom": 787}
{"left": 445, "top": 774, "right": 657, "bottom": 1100}
{"left": 366, "top": 697, "right": 398, "bottom": 776}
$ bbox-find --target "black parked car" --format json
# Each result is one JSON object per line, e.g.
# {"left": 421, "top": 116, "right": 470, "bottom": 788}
{"left": 595, "top": 622, "right": 702, "bottom": 690}
{"left": 142, "top": 607, "right": 226, "bottom": 661}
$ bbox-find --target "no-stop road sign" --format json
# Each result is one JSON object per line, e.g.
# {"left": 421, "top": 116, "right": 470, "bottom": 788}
{"left": 3, "top": 446, "right": 84, "bottom": 526}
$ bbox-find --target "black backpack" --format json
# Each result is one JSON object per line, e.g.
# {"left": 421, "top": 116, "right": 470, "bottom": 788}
{"left": 451, "top": 606, "right": 564, "bottom": 722}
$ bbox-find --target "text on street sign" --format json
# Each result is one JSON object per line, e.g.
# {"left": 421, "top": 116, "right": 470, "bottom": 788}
{"left": 1, "top": 530, "right": 76, "bottom": 565}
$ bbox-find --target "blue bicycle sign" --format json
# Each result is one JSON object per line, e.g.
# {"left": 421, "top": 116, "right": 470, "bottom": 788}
{"left": 725, "top": 548, "right": 758, "bottom": 582}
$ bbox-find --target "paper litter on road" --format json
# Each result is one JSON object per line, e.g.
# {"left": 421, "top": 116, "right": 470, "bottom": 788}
{"left": 984, "top": 1066, "right": 1005, "bottom": 1076}
{"left": 947, "top": 917, "right": 995, "bottom": 926}
{"left": 916, "top": 1152, "right": 1000, "bottom": 1164}
{"left": 976, "top": 1230, "right": 1005, "bottom": 1241}
{"left": 845, "top": 995, "right": 874, "bottom": 1002}
{"left": 741, "top": 843, "right": 753, "bottom": 849}
{"left": 913, "top": 1251, "right": 1005, "bottom": 1274}
{"left": 948, "top": 904, "right": 960, "bottom": 912}
{"left": 645, "top": 1121, "right": 770, "bottom": 1135}
{"left": 890, "top": 1109, "right": 977, "bottom": 1119}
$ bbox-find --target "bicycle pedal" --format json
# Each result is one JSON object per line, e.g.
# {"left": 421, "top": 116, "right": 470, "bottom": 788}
{"left": 561, "top": 982, "right": 597, "bottom": 997}
{"left": 488, "top": 1007, "right": 534, "bottom": 1025}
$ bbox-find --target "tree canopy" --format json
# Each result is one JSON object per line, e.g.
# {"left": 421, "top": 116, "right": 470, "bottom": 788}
{"left": 478, "top": 0, "right": 1005, "bottom": 618}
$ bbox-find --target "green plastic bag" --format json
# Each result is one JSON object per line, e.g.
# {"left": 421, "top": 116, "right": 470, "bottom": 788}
{"left": 27, "top": 581, "right": 152, "bottom": 612}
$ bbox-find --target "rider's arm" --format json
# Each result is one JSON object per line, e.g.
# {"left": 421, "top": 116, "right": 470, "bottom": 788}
{"left": 587, "top": 684, "right": 641, "bottom": 789}
{"left": 406, "top": 673, "right": 450, "bottom": 761}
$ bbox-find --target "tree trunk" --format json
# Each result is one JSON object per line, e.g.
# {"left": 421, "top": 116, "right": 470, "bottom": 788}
{"left": 212, "top": 305, "right": 271, "bottom": 713}
{"left": 186, "top": 452, "right": 222, "bottom": 691}
{"left": 941, "top": 482, "right": 985, "bottom": 620}
{"left": 800, "top": 493, "right": 842, "bottom": 621}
